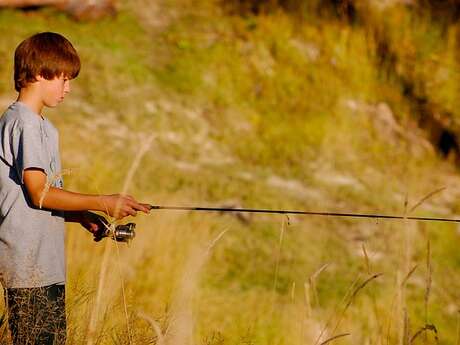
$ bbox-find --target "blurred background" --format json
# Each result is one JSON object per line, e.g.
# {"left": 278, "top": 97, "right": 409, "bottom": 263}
{"left": 0, "top": 0, "right": 459, "bottom": 344}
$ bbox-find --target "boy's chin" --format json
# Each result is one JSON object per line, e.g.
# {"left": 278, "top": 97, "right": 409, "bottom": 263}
{"left": 45, "top": 100, "right": 63, "bottom": 108}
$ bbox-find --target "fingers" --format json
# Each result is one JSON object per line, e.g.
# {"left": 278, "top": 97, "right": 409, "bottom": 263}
{"left": 126, "top": 207, "right": 137, "bottom": 217}
{"left": 105, "top": 195, "right": 150, "bottom": 219}
{"left": 130, "top": 201, "right": 150, "bottom": 213}
{"left": 140, "top": 203, "right": 152, "bottom": 212}
{"left": 113, "top": 207, "right": 137, "bottom": 220}
{"left": 121, "top": 198, "right": 150, "bottom": 215}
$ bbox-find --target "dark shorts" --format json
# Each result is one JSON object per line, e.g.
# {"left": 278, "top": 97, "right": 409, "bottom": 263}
{"left": 4, "top": 284, "right": 66, "bottom": 345}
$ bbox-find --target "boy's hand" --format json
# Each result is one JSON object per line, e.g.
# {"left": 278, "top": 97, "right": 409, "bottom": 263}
{"left": 99, "top": 194, "right": 150, "bottom": 219}
{"left": 80, "top": 211, "right": 109, "bottom": 242}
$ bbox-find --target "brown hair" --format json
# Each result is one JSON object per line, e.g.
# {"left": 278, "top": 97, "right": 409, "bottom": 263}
{"left": 14, "top": 32, "right": 81, "bottom": 92}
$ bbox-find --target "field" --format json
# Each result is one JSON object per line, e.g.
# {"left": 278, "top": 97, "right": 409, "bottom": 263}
{"left": 0, "top": 1, "right": 459, "bottom": 344}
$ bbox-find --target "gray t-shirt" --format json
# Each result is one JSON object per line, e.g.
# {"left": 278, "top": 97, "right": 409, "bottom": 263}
{"left": 0, "top": 101, "right": 65, "bottom": 288}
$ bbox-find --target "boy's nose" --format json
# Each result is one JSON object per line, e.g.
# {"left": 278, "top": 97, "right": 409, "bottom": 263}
{"left": 64, "top": 80, "right": 71, "bottom": 94}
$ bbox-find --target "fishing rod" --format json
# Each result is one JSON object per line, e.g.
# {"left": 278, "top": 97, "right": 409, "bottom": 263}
{"left": 105, "top": 204, "right": 460, "bottom": 243}
{"left": 149, "top": 205, "right": 460, "bottom": 222}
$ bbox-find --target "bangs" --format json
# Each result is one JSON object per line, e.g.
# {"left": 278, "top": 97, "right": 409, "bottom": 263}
{"left": 40, "top": 49, "right": 81, "bottom": 81}
{"left": 57, "top": 48, "right": 81, "bottom": 79}
{"left": 37, "top": 37, "right": 81, "bottom": 81}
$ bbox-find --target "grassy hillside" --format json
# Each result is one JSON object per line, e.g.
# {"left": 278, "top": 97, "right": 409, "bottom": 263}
{"left": 0, "top": 1, "right": 459, "bottom": 344}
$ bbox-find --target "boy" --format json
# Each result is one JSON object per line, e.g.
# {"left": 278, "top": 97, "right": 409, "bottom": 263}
{"left": 0, "top": 32, "right": 150, "bottom": 344}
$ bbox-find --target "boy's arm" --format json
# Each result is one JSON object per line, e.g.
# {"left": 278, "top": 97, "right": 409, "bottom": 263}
{"left": 23, "top": 168, "right": 150, "bottom": 219}
{"left": 64, "top": 211, "right": 101, "bottom": 225}
{"left": 63, "top": 211, "right": 85, "bottom": 223}
{"left": 64, "top": 210, "right": 109, "bottom": 241}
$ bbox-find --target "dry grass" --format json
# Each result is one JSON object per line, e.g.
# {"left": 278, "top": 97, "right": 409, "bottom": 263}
{"left": 272, "top": 216, "right": 288, "bottom": 296}
{"left": 410, "top": 324, "right": 438, "bottom": 344}
{"left": 86, "top": 134, "right": 155, "bottom": 345}
{"left": 456, "top": 311, "right": 460, "bottom": 345}
{"left": 319, "top": 332, "right": 350, "bottom": 345}
{"left": 424, "top": 234, "right": 432, "bottom": 332}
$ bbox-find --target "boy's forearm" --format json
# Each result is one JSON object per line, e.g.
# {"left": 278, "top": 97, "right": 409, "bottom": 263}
{"left": 23, "top": 169, "right": 148, "bottom": 219}
{"left": 37, "top": 187, "right": 106, "bottom": 212}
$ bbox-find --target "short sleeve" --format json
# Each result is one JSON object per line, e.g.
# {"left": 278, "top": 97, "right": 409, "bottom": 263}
{"left": 12, "top": 123, "right": 49, "bottom": 183}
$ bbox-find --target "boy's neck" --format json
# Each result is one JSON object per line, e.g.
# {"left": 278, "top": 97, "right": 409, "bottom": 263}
{"left": 17, "top": 88, "right": 44, "bottom": 116}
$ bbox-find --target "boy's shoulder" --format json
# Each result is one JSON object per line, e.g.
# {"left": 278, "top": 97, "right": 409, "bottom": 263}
{"left": 1, "top": 102, "right": 42, "bottom": 130}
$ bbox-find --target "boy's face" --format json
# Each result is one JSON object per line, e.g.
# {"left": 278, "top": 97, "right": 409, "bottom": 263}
{"left": 37, "top": 74, "right": 71, "bottom": 108}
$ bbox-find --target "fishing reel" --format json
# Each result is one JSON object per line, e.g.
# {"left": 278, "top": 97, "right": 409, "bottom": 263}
{"left": 112, "top": 223, "right": 136, "bottom": 243}
{"left": 99, "top": 223, "right": 136, "bottom": 243}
